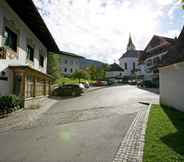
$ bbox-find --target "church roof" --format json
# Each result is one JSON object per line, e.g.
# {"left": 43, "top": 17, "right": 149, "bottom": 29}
{"left": 119, "top": 50, "right": 143, "bottom": 60}
{"left": 106, "top": 63, "right": 124, "bottom": 72}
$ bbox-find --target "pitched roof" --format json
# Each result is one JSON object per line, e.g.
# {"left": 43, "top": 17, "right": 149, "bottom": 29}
{"left": 107, "top": 63, "right": 124, "bottom": 72}
{"left": 119, "top": 50, "right": 143, "bottom": 59}
{"left": 56, "top": 51, "right": 85, "bottom": 58}
{"left": 144, "top": 35, "right": 175, "bottom": 51}
{"left": 6, "top": 0, "right": 59, "bottom": 52}
{"left": 138, "top": 35, "right": 175, "bottom": 63}
{"left": 160, "top": 27, "right": 184, "bottom": 67}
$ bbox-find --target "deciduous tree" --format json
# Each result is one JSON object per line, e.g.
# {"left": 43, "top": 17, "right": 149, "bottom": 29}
{"left": 47, "top": 53, "right": 61, "bottom": 79}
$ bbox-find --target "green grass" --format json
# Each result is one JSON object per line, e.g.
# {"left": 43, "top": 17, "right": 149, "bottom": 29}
{"left": 55, "top": 77, "right": 95, "bottom": 86}
{"left": 144, "top": 104, "right": 184, "bottom": 162}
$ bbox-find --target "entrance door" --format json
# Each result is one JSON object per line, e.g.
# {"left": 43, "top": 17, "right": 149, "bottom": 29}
{"left": 13, "top": 74, "right": 22, "bottom": 96}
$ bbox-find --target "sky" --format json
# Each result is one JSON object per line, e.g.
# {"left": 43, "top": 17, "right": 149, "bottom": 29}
{"left": 33, "top": 0, "right": 184, "bottom": 63}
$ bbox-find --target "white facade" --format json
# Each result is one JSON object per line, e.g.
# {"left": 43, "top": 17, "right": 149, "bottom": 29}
{"left": 119, "top": 57, "right": 139, "bottom": 76}
{"left": 106, "top": 71, "right": 124, "bottom": 79}
{"left": 144, "top": 51, "right": 167, "bottom": 81}
{"left": 0, "top": 0, "right": 48, "bottom": 95}
{"left": 60, "top": 55, "right": 80, "bottom": 75}
{"left": 159, "top": 61, "right": 184, "bottom": 112}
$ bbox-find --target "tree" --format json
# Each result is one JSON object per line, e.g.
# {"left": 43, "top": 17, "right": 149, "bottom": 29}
{"left": 182, "top": 0, "right": 184, "bottom": 9}
{"left": 88, "top": 65, "right": 97, "bottom": 80}
{"left": 86, "top": 64, "right": 109, "bottom": 80}
{"left": 72, "top": 70, "right": 89, "bottom": 83}
{"left": 47, "top": 52, "right": 61, "bottom": 79}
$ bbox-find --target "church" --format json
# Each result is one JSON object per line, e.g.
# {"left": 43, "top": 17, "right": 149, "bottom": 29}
{"left": 119, "top": 34, "right": 144, "bottom": 79}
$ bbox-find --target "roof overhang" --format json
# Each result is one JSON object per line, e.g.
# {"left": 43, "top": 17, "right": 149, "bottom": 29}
{"left": 6, "top": 0, "right": 59, "bottom": 52}
{"left": 9, "top": 65, "right": 54, "bottom": 80}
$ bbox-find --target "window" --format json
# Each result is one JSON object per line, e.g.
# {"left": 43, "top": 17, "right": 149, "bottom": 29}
{"left": 4, "top": 27, "right": 17, "bottom": 51}
{"left": 65, "top": 60, "right": 68, "bottom": 64}
{"left": 133, "top": 62, "right": 136, "bottom": 71}
{"left": 146, "top": 59, "right": 152, "bottom": 66}
{"left": 39, "top": 55, "right": 44, "bottom": 67}
{"left": 1, "top": 71, "right": 6, "bottom": 76}
{"left": 27, "top": 45, "right": 34, "bottom": 62}
{"left": 124, "top": 62, "right": 127, "bottom": 70}
{"left": 70, "top": 60, "right": 73, "bottom": 65}
{"left": 146, "top": 68, "right": 152, "bottom": 73}
{"left": 70, "top": 68, "right": 73, "bottom": 73}
{"left": 64, "top": 68, "right": 67, "bottom": 73}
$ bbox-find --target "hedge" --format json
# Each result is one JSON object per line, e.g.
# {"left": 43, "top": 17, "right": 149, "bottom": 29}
{"left": 0, "top": 95, "right": 23, "bottom": 114}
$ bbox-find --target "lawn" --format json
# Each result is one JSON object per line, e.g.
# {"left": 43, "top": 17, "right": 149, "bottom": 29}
{"left": 144, "top": 104, "right": 184, "bottom": 162}
{"left": 55, "top": 77, "right": 96, "bottom": 85}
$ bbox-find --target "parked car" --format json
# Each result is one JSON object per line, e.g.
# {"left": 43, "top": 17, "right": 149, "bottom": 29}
{"left": 107, "top": 80, "right": 114, "bottom": 86}
{"left": 79, "top": 83, "right": 85, "bottom": 89}
{"left": 128, "top": 80, "right": 137, "bottom": 85}
{"left": 52, "top": 84, "right": 84, "bottom": 96}
{"left": 137, "top": 80, "right": 158, "bottom": 88}
{"left": 137, "top": 80, "right": 144, "bottom": 87}
{"left": 81, "top": 81, "right": 90, "bottom": 88}
{"left": 95, "top": 80, "right": 108, "bottom": 86}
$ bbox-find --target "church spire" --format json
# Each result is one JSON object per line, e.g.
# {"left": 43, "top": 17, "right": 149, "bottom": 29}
{"left": 127, "top": 33, "right": 136, "bottom": 51}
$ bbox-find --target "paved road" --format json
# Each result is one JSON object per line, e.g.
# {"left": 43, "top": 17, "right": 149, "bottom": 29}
{"left": 0, "top": 85, "right": 159, "bottom": 162}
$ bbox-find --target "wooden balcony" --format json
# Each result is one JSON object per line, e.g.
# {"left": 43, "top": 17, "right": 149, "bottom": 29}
{"left": 0, "top": 47, "right": 6, "bottom": 59}
{"left": 0, "top": 47, "right": 18, "bottom": 60}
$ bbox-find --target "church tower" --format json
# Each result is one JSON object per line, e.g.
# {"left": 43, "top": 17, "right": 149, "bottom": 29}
{"left": 127, "top": 33, "right": 136, "bottom": 51}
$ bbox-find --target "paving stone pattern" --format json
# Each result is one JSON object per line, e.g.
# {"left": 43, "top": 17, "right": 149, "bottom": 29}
{"left": 113, "top": 105, "right": 151, "bottom": 162}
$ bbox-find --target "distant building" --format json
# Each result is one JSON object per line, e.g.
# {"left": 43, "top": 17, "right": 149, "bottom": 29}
{"left": 80, "top": 58, "right": 104, "bottom": 69}
{"left": 56, "top": 51, "right": 84, "bottom": 75}
{"left": 159, "top": 27, "right": 184, "bottom": 111}
{"left": 119, "top": 34, "right": 144, "bottom": 79}
{"left": 139, "top": 35, "right": 175, "bottom": 85}
{"left": 106, "top": 63, "right": 124, "bottom": 79}
{"left": 0, "top": 0, "right": 59, "bottom": 106}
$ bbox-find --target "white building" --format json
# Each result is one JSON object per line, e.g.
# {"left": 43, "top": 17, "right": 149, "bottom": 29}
{"left": 159, "top": 27, "right": 184, "bottom": 111}
{"left": 58, "top": 51, "right": 84, "bottom": 75}
{"left": 0, "top": 0, "right": 59, "bottom": 104}
{"left": 106, "top": 63, "right": 124, "bottom": 80}
{"left": 119, "top": 34, "right": 144, "bottom": 79}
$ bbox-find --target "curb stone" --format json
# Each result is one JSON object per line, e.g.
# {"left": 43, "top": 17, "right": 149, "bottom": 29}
{"left": 113, "top": 104, "right": 152, "bottom": 162}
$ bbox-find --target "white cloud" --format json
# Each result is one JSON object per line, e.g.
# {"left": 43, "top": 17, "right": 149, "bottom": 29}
{"left": 33, "top": 0, "right": 180, "bottom": 63}
{"left": 155, "top": 0, "right": 173, "bottom": 6}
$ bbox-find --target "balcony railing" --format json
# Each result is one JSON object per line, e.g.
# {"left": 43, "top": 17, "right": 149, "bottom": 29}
{"left": 0, "top": 47, "right": 6, "bottom": 59}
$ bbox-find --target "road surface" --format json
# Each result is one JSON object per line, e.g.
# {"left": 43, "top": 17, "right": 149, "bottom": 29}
{"left": 0, "top": 85, "right": 159, "bottom": 162}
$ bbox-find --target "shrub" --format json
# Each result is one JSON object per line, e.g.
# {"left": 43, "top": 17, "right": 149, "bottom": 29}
{"left": 0, "top": 95, "right": 23, "bottom": 114}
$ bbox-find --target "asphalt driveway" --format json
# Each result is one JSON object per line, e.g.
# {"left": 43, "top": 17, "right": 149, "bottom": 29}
{"left": 0, "top": 85, "right": 159, "bottom": 162}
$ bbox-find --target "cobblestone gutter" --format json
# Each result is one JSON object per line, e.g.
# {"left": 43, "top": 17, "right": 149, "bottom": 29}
{"left": 113, "top": 104, "right": 151, "bottom": 162}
